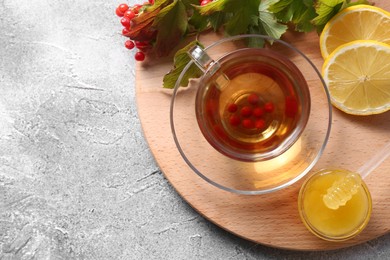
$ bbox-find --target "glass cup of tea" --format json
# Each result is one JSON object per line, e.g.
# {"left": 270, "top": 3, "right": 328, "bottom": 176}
{"left": 170, "top": 35, "right": 332, "bottom": 194}
{"left": 189, "top": 44, "right": 311, "bottom": 162}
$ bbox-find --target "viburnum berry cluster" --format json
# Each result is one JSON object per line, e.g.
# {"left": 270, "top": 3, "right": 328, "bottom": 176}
{"left": 115, "top": 0, "right": 213, "bottom": 62}
{"left": 115, "top": 1, "right": 155, "bottom": 61}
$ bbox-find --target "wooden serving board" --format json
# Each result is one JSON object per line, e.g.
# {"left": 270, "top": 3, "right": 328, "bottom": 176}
{"left": 135, "top": 2, "right": 390, "bottom": 251}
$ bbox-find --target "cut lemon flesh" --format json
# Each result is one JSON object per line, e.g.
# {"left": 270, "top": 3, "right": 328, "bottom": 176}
{"left": 322, "top": 40, "right": 390, "bottom": 115}
{"left": 320, "top": 5, "right": 390, "bottom": 59}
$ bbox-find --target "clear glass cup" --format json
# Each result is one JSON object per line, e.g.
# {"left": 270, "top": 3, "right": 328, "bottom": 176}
{"left": 170, "top": 34, "right": 332, "bottom": 195}
{"left": 190, "top": 45, "right": 311, "bottom": 162}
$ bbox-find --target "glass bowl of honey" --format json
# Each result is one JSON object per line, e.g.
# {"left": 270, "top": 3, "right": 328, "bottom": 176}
{"left": 170, "top": 34, "right": 332, "bottom": 195}
{"left": 298, "top": 169, "right": 372, "bottom": 241}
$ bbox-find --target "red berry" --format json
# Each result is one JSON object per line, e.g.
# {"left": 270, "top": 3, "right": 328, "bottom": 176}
{"left": 242, "top": 119, "right": 254, "bottom": 129}
{"left": 135, "top": 52, "right": 145, "bottom": 61}
{"left": 264, "top": 102, "right": 274, "bottom": 113}
{"left": 121, "top": 17, "right": 131, "bottom": 28}
{"left": 240, "top": 106, "right": 252, "bottom": 117}
{"left": 125, "top": 40, "right": 135, "bottom": 50}
{"left": 148, "top": 0, "right": 154, "bottom": 4}
{"left": 133, "top": 4, "right": 143, "bottom": 13}
{"left": 229, "top": 115, "right": 240, "bottom": 126}
{"left": 135, "top": 41, "right": 150, "bottom": 52}
{"left": 116, "top": 8, "right": 125, "bottom": 17}
{"left": 253, "top": 107, "right": 264, "bottom": 118}
{"left": 118, "top": 3, "right": 129, "bottom": 13}
{"left": 255, "top": 119, "right": 266, "bottom": 129}
{"left": 135, "top": 41, "right": 148, "bottom": 49}
{"left": 247, "top": 93, "right": 259, "bottom": 105}
{"left": 200, "top": 0, "right": 212, "bottom": 6}
{"left": 227, "top": 103, "right": 238, "bottom": 113}
{"left": 122, "top": 27, "right": 130, "bottom": 35}
{"left": 124, "top": 10, "right": 136, "bottom": 20}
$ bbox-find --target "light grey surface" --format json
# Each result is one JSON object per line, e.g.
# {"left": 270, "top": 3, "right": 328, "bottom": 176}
{"left": 0, "top": 0, "right": 389, "bottom": 259}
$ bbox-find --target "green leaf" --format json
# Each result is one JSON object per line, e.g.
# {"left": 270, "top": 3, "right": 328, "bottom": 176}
{"left": 196, "top": 0, "right": 229, "bottom": 15}
{"left": 258, "top": 13, "right": 288, "bottom": 39}
{"left": 196, "top": 0, "right": 261, "bottom": 35}
{"left": 312, "top": 0, "right": 344, "bottom": 29}
{"left": 207, "top": 12, "right": 226, "bottom": 31}
{"left": 188, "top": 9, "right": 209, "bottom": 32}
{"left": 153, "top": 0, "right": 188, "bottom": 57}
{"left": 294, "top": 2, "right": 317, "bottom": 32}
{"left": 312, "top": 0, "right": 370, "bottom": 32}
{"left": 146, "top": 0, "right": 172, "bottom": 12}
{"left": 269, "top": 0, "right": 316, "bottom": 32}
{"left": 268, "top": 0, "right": 291, "bottom": 14}
{"left": 270, "top": 0, "right": 296, "bottom": 22}
{"left": 258, "top": 0, "right": 288, "bottom": 39}
{"left": 163, "top": 41, "right": 203, "bottom": 89}
{"left": 260, "top": 0, "right": 282, "bottom": 11}
{"left": 224, "top": 0, "right": 261, "bottom": 35}
{"left": 247, "top": 26, "right": 266, "bottom": 48}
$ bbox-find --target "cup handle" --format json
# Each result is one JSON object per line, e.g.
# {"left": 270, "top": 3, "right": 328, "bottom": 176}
{"left": 188, "top": 45, "right": 220, "bottom": 75}
{"left": 188, "top": 45, "right": 229, "bottom": 89}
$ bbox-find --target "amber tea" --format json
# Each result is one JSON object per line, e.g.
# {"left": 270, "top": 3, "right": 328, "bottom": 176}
{"left": 195, "top": 48, "right": 311, "bottom": 162}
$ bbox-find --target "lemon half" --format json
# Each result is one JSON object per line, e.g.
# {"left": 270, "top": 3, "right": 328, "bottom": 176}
{"left": 322, "top": 40, "right": 390, "bottom": 115}
{"left": 320, "top": 5, "right": 390, "bottom": 59}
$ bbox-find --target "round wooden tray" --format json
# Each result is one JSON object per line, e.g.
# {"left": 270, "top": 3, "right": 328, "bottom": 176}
{"left": 135, "top": 2, "right": 390, "bottom": 251}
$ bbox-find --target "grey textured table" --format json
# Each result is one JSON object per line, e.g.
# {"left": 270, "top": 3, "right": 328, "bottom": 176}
{"left": 1, "top": 1, "right": 389, "bottom": 259}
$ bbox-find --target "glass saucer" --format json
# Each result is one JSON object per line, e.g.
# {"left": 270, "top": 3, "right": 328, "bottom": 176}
{"left": 170, "top": 35, "right": 332, "bottom": 195}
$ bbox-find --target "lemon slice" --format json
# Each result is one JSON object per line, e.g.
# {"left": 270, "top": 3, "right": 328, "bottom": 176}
{"left": 322, "top": 40, "right": 390, "bottom": 115}
{"left": 320, "top": 5, "right": 390, "bottom": 59}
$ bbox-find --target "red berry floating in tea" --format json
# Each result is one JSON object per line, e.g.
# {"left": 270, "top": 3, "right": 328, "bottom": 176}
{"left": 264, "top": 102, "right": 275, "bottom": 113}
{"left": 240, "top": 106, "right": 252, "bottom": 117}
{"left": 229, "top": 115, "right": 241, "bottom": 126}
{"left": 227, "top": 103, "right": 238, "bottom": 113}
{"left": 255, "top": 119, "right": 266, "bottom": 130}
{"left": 253, "top": 107, "right": 264, "bottom": 118}
{"left": 242, "top": 119, "right": 255, "bottom": 129}
{"left": 247, "top": 93, "right": 259, "bottom": 105}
